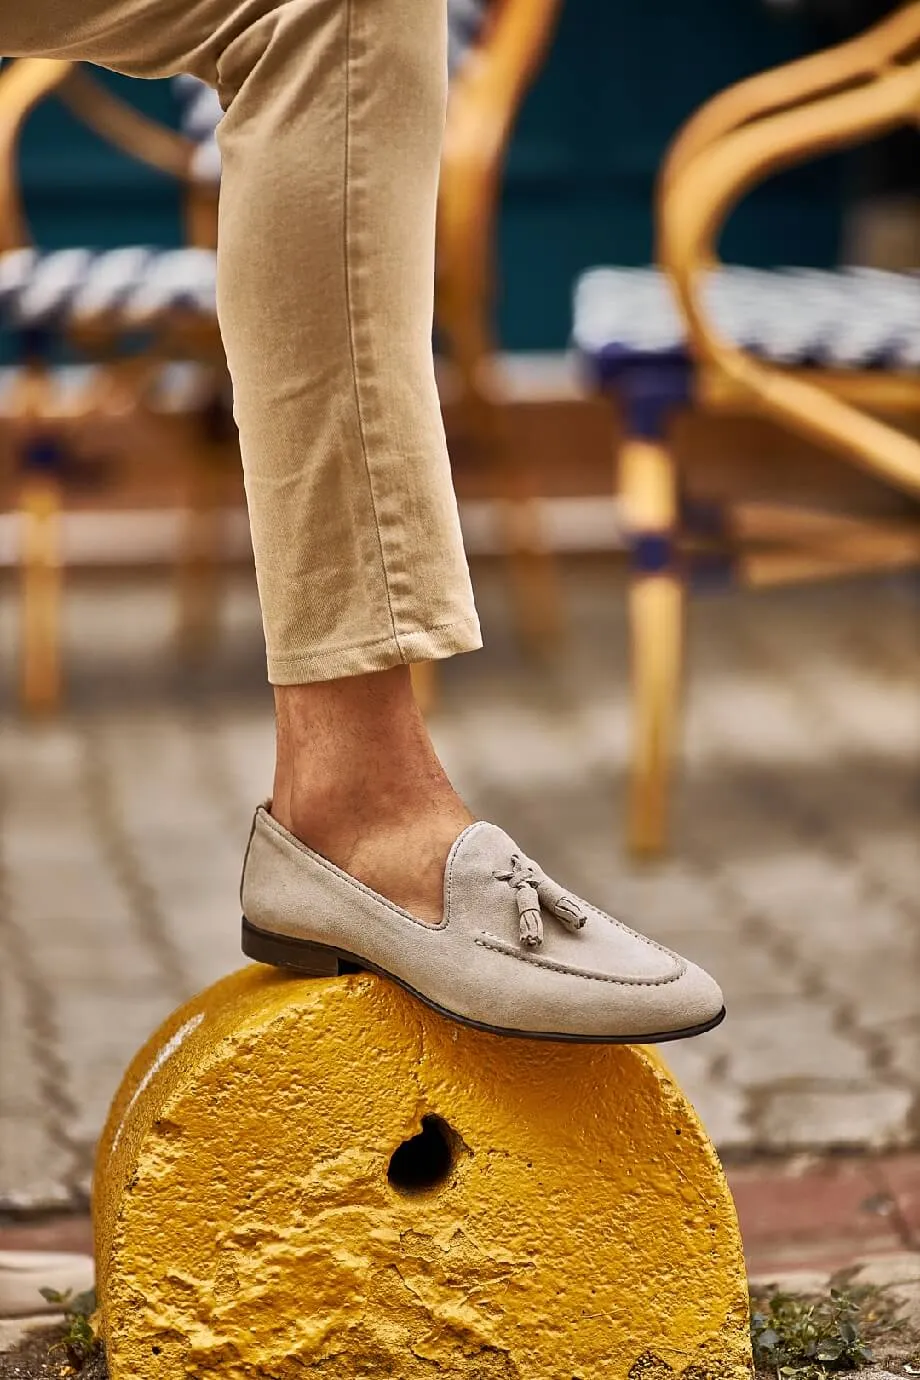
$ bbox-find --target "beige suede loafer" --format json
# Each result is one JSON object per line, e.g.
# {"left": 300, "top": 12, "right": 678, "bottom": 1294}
{"left": 240, "top": 807, "right": 725, "bottom": 1043}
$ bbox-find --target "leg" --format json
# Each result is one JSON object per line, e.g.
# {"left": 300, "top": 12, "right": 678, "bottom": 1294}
{"left": 3, "top": 0, "right": 480, "bottom": 677}
{"left": 14, "top": 372, "right": 65, "bottom": 715}
{"left": 209, "top": 0, "right": 481, "bottom": 917}
{"left": 271, "top": 667, "right": 472, "bottom": 924}
{"left": 488, "top": 401, "right": 565, "bottom": 657}
{"left": 615, "top": 364, "right": 689, "bottom": 858}
{"left": 174, "top": 389, "right": 234, "bottom": 663}
{"left": 4, "top": 0, "right": 480, "bottom": 919}
{"left": 2, "top": 1, "right": 724, "bottom": 1040}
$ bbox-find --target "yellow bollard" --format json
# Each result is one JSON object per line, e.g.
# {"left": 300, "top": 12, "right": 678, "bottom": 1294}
{"left": 95, "top": 967, "right": 751, "bottom": 1380}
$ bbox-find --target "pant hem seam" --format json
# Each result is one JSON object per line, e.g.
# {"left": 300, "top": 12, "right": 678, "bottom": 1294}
{"left": 267, "top": 614, "right": 482, "bottom": 684}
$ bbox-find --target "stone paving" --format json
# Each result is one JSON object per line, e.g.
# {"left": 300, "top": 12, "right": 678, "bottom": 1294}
{"left": 0, "top": 561, "right": 918, "bottom": 1208}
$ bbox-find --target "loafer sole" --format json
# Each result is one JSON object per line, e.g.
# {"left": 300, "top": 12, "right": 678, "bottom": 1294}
{"left": 241, "top": 916, "right": 726, "bottom": 1045}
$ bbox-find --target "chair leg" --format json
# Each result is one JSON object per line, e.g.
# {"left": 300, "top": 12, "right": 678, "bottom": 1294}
{"left": 410, "top": 660, "right": 438, "bottom": 717}
{"left": 19, "top": 477, "right": 63, "bottom": 715}
{"left": 482, "top": 396, "right": 565, "bottom": 658}
{"left": 176, "top": 459, "right": 222, "bottom": 661}
{"left": 496, "top": 488, "right": 565, "bottom": 658}
{"left": 620, "top": 437, "right": 684, "bottom": 858}
{"left": 175, "top": 400, "right": 231, "bottom": 662}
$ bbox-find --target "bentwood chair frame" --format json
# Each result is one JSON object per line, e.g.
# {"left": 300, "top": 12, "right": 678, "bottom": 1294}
{"left": 621, "top": 4, "right": 920, "bottom": 856}
{"left": 435, "top": 0, "right": 565, "bottom": 660}
{"left": 0, "top": 58, "right": 231, "bottom": 710}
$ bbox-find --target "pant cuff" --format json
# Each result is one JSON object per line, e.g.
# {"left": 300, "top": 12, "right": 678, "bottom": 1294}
{"left": 266, "top": 614, "right": 482, "bottom": 685}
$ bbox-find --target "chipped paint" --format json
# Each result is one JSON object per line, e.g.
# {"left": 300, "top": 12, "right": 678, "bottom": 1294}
{"left": 95, "top": 966, "right": 752, "bottom": 1379}
{"left": 109, "top": 1013, "right": 204, "bottom": 1156}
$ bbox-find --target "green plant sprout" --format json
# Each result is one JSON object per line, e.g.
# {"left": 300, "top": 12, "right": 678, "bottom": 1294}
{"left": 750, "top": 1270, "right": 906, "bottom": 1380}
{"left": 38, "top": 1286, "right": 100, "bottom": 1369}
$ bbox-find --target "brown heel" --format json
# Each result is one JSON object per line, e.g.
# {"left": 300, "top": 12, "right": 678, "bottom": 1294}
{"left": 241, "top": 917, "right": 361, "bottom": 977}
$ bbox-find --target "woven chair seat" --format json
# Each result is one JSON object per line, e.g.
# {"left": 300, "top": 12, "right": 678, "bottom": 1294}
{"left": 573, "top": 266, "right": 920, "bottom": 385}
{"left": 172, "top": 74, "right": 222, "bottom": 187}
{"left": 0, "top": 246, "right": 217, "bottom": 329}
{"left": 0, "top": 360, "right": 195, "bottom": 411}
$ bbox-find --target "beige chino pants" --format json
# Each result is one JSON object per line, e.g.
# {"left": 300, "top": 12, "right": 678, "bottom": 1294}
{"left": 2, "top": 0, "right": 481, "bottom": 682}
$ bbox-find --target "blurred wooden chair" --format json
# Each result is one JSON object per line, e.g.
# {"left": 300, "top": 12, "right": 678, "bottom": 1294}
{"left": 436, "top": 0, "right": 565, "bottom": 664}
{"left": 0, "top": 57, "right": 232, "bottom": 711}
{"left": 573, "top": 3, "right": 920, "bottom": 856}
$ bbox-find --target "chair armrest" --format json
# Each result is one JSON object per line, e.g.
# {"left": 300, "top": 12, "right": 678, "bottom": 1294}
{"left": 437, "top": 0, "right": 563, "bottom": 382}
{"left": 0, "top": 59, "right": 76, "bottom": 251}
{"left": 658, "top": 58, "right": 920, "bottom": 499}
{"left": 660, "top": 3, "right": 920, "bottom": 195}
{"left": 59, "top": 69, "right": 195, "bottom": 182}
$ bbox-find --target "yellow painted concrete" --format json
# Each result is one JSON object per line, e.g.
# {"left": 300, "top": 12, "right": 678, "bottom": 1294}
{"left": 95, "top": 966, "right": 752, "bottom": 1380}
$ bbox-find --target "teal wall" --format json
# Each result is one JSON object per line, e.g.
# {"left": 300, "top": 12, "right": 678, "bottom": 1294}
{"left": 21, "top": 75, "right": 183, "bottom": 252}
{"left": 17, "top": 0, "right": 841, "bottom": 349}
{"left": 497, "top": 0, "right": 842, "bottom": 346}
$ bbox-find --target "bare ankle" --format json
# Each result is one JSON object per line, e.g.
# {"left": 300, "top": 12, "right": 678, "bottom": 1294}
{"left": 270, "top": 668, "right": 472, "bottom": 920}
{"left": 273, "top": 666, "right": 453, "bottom": 827}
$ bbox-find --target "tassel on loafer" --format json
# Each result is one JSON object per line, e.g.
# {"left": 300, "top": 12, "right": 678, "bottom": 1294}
{"left": 240, "top": 806, "right": 726, "bottom": 1044}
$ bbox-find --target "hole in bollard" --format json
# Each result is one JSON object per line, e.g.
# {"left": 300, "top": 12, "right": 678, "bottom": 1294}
{"left": 388, "top": 1115, "right": 459, "bottom": 1195}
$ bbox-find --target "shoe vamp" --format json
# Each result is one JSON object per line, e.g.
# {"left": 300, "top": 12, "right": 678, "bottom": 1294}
{"left": 448, "top": 827, "right": 682, "bottom": 984}
{"left": 474, "top": 902, "right": 684, "bottom": 983}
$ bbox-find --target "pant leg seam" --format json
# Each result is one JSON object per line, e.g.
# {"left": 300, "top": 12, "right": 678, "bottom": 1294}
{"left": 341, "top": 0, "right": 404, "bottom": 660}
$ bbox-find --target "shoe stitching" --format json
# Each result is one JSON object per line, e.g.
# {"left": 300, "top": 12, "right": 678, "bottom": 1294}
{"left": 581, "top": 901, "right": 683, "bottom": 961}
{"left": 444, "top": 819, "right": 491, "bottom": 919}
{"left": 473, "top": 935, "right": 686, "bottom": 986}
{"left": 254, "top": 811, "right": 693, "bottom": 976}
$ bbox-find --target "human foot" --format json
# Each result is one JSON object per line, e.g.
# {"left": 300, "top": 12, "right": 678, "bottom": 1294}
{"left": 256, "top": 665, "right": 724, "bottom": 1041}
{"left": 240, "top": 809, "right": 725, "bottom": 1043}
{"left": 270, "top": 667, "right": 472, "bottom": 924}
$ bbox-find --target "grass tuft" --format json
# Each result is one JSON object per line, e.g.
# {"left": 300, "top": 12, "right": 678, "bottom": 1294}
{"left": 38, "top": 1286, "right": 100, "bottom": 1371}
{"left": 750, "top": 1269, "right": 907, "bottom": 1380}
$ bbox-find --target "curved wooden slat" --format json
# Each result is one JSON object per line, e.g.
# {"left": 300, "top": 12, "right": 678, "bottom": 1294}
{"left": 437, "top": 0, "right": 564, "bottom": 380}
{"left": 659, "top": 60, "right": 920, "bottom": 498}
{"left": 0, "top": 59, "right": 75, "bottom": 251}
{"left": 59, "top": 69, "right": 195, "bottom": 181}
{"left": 660, "top": 2, "right": 920, "bottom": 195}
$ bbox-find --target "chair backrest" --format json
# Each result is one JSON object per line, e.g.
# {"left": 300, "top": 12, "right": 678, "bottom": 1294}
{"left": 448, "top": 0, "right": 490, "bottom": 74}
{"left": 660, "top": 3, "right": 920, "bottom": 195}
{"left": 0, "top": 60, "right": 75, "bottom": 252}
{"left": 657, "top": 4, "right": 920, "bottom": 499}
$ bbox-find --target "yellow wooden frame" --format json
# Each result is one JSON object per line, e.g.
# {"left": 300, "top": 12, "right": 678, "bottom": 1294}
{"left": 0, "top": 59, "right": 76, "bottom": 251}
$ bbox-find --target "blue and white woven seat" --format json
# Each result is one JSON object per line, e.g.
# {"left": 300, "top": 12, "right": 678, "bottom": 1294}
{"left": 0, "top": 246, "right": 216, "bottom": 330}
{"left": 447, "top": 0, "right": 489, "bottom": 74}
{"left": 0, "top": 362, "right": 102, "bottom": 416}
{"left": 574, "top": 266, "right": 920, "bottom": 386}
{"left": 171, "top": 0, "right": 490, "bottom": 185}
{"left": 173, "top": 74, "right": 222, "bottom": 187}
